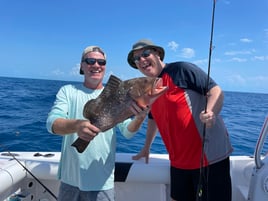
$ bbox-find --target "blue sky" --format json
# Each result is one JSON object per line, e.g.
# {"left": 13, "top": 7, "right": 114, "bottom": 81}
{"left": 1, "top": 0, "right": 267, "bottom": 93}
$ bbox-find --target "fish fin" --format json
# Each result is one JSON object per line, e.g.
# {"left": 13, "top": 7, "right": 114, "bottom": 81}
{"left": 100, "top": 75, "right": 122, "bottom": 98}
{"left": 71, "top": 138, "right": 90, "bottom": 153}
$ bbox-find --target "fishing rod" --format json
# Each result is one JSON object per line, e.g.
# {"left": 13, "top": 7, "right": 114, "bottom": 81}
{"left": 0, "top": 145, "right": 58, "bottom": 200}
{"left": 196, "top": 0, "right": 216, "bottom": 201}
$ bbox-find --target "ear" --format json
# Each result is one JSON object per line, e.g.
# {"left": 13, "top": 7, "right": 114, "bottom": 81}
{"left": 154, "top": 53, "right": 161, "bottom": 60}
{"left": 152, "top": 50, "right": 161, "bottom": 60}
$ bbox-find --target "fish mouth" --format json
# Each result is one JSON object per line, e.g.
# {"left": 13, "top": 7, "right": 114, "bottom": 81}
{"left": 142, "top": 77, "right": 167, "bottom": 106}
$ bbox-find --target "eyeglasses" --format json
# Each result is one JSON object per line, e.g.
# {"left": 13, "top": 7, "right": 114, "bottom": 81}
{"left": 133, "top": 49, "right": 152, "bottom": 63}
{"left": 82, "top": 58, "right": 106, "bottom": 66}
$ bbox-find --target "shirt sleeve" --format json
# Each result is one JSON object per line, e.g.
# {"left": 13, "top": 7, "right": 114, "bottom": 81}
{"left": 164, "top": 62, "right": 217, "bottom": 95}
{"left": 46, "top": 85, "right": 69, "bottom": 133}
{"left": 116, "top": 118, "right": 137, "bottom": 139}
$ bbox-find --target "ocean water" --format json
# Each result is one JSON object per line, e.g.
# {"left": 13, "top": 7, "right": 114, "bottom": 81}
{"left": 0, "top": 76, "right": 267, "bottom": 156}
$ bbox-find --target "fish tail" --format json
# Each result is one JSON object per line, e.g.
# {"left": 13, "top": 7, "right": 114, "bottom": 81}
{"left": 71, "top": 138, "right": 90, "bottom": 153}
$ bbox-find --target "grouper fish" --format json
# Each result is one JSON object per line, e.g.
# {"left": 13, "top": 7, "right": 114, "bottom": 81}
{"left": 71, "top": 74, "right": 168, "bottom": 153}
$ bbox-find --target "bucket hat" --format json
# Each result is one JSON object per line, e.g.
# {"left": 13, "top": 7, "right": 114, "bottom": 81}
{"left": 127, "top": 39, "right": 165, "bottom": 69}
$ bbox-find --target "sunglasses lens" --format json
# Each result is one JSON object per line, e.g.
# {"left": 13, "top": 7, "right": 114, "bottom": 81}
{"left": 84, "top": 58, "right": 96, "bottom": 65}
{"left": 142, "top": 49, "right": 151, "bottom": 57}
{"left": 84, "top": 58, "right": 106, "bottom": 66}
{"left": 133, "top": 49, "right": 151, "bottom": 63}
{"left": 97, "top": 59, "right": 106, "bottom": 66}
{"left": 133, "top": 55, "right": 141, "bottom": 63}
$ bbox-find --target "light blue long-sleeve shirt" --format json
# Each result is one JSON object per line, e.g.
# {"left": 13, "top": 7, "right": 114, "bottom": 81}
{"left": 46, "top": 83, "right": 135, "bottom": 191}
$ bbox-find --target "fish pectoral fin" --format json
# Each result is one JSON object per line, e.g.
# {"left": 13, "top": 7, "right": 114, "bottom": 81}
{"left": 71, "top": 138, "right": 90, "bottom": 153}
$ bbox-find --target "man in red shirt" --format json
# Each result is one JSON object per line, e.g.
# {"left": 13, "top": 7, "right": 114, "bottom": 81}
{"left": 128, "top": 39, "right": 233, "bottom": 201}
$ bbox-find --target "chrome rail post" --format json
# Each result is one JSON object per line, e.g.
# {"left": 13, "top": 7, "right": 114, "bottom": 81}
{"left": 254, "top": 116, "right": 268, "bottom": 169}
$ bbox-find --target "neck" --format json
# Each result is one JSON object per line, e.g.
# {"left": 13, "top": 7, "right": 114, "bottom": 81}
{"left": 83, "top": 80, "right": 103, "bottom": 90}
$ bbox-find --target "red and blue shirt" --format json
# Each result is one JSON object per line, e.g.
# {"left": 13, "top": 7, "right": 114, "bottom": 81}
{"left": 150, "top": 62, "right": 233, "bottom": 169}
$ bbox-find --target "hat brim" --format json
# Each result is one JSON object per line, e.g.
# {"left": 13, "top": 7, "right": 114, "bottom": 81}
{"left": 127, "top": 45, "right": 165, "bottom": 69}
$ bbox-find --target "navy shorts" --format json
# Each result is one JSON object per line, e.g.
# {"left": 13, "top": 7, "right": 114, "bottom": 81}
{"left": 170, "top": 157, "right": 232, "bottom": 201}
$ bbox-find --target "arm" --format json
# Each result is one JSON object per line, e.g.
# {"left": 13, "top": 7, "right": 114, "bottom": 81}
{"left": 50, "top": 98, "right": 148, "bottom": 142}
{"left": 127, "top": 101, "right": 150, "bottom": 132}
{"left": 46, "top": 85, "right": 101, "bottom": 142}
{"left": 52, "top": 118, "right": 100, "bottom": 142}
{"left": 132, "top": 118, "right": 158, "bottom": 163}
{"left": 200, "top": 85, "right": 224, "bottom": 127}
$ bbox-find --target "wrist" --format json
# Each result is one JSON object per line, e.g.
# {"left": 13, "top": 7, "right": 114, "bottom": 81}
{"left": 134, "top": 116, "right": 146, "bottom": 123}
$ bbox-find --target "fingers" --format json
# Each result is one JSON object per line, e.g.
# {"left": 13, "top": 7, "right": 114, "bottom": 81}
{"left": 145, "top": 155, "right": 149, "bottom": 164}
{"left": 132, "top": 150, "right": 150, "bottom": 164}
{"left": 77, "top": 120, "right": 100, "bottom": 142}
{"left": 79, "top": 129, "right": 97, "bottom": 141}
{"left": 199, "top": 110, "right": 216, "bottom": 128}
{"left": 130, "top": 101, "right": 150, "bottom": 118}
{"left": 130, "top": 101, "right": 141, "bottom": 114}
{"left": 132, "top": 154, "right": 141, "bottom": 160}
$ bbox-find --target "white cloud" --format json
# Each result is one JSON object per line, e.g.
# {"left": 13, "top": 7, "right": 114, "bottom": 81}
{"left": 249, "top": 75, "right": 268, "bottom": 82}
{"left": 69, "top": 63, "right": 80, "bottom": 76}
{"left": 52, "top": 69, "right": 65, "bottom": 76}
{"left": 240, "top": 38, "right": 252, "bottom": 43}
{"left": 223, "top": 0, "right": 231, "bottom": 5}
{"left": 193, "top": 59, "right": 207, "bottom": 66}
{"left": 227, "top": 42, "right": 236, "bottom": 46}
{"left": 180, "top": 48, "right": 195, "bottom": 58}
{"left": 230, "top": 57, "right": 247, "bottom": 62}
{"left": 226, "top": 74, "right": 246, "bottom": 85}
{"left": 224, "top": 50, "right": 252, "bottom": 56}
{"left": 252, "top": 56, "right": 268, "bottom": 61}
{"left": 193, "top": 58, "right": 222, "bottom": 68}
{"left": 264, "top": 29, "right": 268, "bottom": 38}
{"left": 167, "top": 41, "right": 179, "bottom": 51}
{"left": 223, "top": 74, "right": 268, "bottom": 93}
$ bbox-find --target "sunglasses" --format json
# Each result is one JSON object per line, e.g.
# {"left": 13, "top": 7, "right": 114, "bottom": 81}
{"left": 133, "top": 49, "right": 152, "bottom": 63}
{"left": 83, "top": 58, "right": 106, "bottom": 66}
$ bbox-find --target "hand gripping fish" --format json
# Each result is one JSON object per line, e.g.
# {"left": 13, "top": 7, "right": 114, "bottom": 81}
{"left": 71, "top": 75, "right": 168, "bottom": 153}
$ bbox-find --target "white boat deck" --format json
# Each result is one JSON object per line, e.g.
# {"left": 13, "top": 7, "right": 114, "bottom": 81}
{"left": 1, "top": 152, "right": 266, "bottom": 201}
{"left": 0, "top": 116, "right": 267, "bottom": 201}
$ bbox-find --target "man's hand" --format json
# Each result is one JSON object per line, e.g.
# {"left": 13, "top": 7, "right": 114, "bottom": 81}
{"left": 129, "top": 101, "right": 150, "bottom": 120}
{"left": 76, "top": 120, "right": 100, "bottom": 142}
{"left": 132, "top": 147, "right": 150, "bottom": 164}
{"left": 199, "top": 110, "right": 216, "bottom": 128}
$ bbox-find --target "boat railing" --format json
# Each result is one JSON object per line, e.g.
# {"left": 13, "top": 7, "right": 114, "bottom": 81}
{"left": 254, "top": 116, "right": 268, "bottom": 169}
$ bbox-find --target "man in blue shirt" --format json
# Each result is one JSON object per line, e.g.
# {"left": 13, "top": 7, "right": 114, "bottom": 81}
{"left": 47, "top": 46, "right": 147, "bottom": 201}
